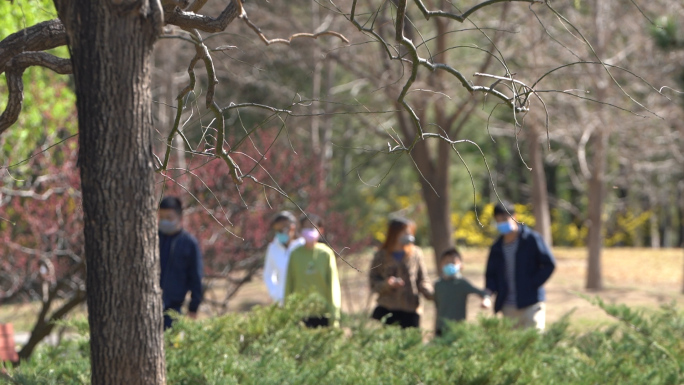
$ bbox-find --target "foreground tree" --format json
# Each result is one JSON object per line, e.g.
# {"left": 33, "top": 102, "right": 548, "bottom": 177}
{"left": 54, "top": 0, "right": 166, "bottom": 382}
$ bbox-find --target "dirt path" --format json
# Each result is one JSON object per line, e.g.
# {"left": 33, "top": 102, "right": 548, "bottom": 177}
{"left": 214, "top": 247, "right": 683, "bottom": 333}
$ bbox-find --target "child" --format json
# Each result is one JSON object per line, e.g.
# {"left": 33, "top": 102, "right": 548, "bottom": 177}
{"left": 285, "top": 214, "right": 341, "bottom": 328}
{"left": 263, "top": 211, "right": 305, "bottom": 306}
{"left": 434, "top": 248, "right": 491, "bottom": 336}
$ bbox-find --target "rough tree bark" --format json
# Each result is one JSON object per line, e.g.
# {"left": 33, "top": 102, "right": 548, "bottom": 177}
{"left": 54, "top": 0, "right": 165, "bottom": 383}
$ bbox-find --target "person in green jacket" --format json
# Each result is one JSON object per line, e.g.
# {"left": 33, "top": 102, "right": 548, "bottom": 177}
{"left": 285, "top": 213, "right": 341, "bottom": 328}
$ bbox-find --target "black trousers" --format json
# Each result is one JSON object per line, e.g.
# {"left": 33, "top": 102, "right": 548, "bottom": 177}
{"left": 372, "top": 306, "right": 420, "bottom": 328}
{"left": 164, "top": 307, "right": 181, "bottom": 330}
{"left": 303, "top": 316, "right": 330, "bottom": 328}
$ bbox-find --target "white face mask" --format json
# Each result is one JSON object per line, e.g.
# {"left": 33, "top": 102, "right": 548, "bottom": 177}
{"left": 159, "top": 219, "right": 179, "bottom": 235}
{"left": 301, "top": 228, "right": 320, "bottom": 243}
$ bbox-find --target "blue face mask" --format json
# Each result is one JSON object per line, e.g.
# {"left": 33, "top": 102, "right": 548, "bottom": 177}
{"left": 496, "top": 221, "right": 513, "bottom": 235}
{"left": 442, "top": 263, "right": 460, "bottom": 277}
{"left": 275, "top": 232, "right": 290, "bottom": 245}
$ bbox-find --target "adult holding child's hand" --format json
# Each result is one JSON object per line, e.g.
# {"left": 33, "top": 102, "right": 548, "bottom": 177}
{"left": 369, "top": 218, "right": 433, "bottom": 329}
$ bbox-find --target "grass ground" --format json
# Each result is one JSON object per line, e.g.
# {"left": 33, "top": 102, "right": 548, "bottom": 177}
{"left": 1, "top": 247, "right": 682, "bottom": 335}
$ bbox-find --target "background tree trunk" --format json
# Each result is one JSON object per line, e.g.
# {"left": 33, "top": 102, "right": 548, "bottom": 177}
{"left": 585, "top": 0, "right": 610, "bottom": 291}
{"left": 586, "top": 127, "right": 606, "bottom": 290}
{"left": 415, "top": 137, "right": 453, "bottom": 265}
{"left": 394, "top": 101, "right": 454, "bottom": 265}
{"left": 55, "top": 1, "right": 165, "bottom": 383}
{"left": 527, "top": 122, "right": 553, "bottom": 246}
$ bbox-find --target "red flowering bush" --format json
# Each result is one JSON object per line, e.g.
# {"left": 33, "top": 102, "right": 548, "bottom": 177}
{"left": 0, "top": 141, "right": 83, "bottom": 303}
{"left": 158, "top": 132, "right": 363, "bottom": 278}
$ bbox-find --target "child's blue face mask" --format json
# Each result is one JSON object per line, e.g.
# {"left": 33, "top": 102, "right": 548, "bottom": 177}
{"left": 496, "top": 221, "right": 513, "bottom": 235}
{"left": 442, "top": 263, "right": 460, "bottom": 277}
{"left": 275, "top": 232, "right": 290, "bottom": 245}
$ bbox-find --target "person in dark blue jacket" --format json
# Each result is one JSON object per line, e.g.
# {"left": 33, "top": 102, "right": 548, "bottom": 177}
{"left": 158, "top": 196, "right": 204, "bottom": 329}
{"left": 485, "top": 201, "right": 556, "bottom": 331}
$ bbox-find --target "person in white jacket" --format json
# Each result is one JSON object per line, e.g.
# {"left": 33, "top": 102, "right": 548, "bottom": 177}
{"left": 263, "top": 211, "right": 304, "bottom": 305}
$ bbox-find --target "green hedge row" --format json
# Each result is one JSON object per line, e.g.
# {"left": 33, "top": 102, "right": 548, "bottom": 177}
{"left": 6, "top": 295, "right": 683, "bottom": 384}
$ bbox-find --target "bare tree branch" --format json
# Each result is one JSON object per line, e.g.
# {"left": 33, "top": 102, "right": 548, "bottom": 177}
{"left": 17, "top": 262, "right": 86, "bottom": 361}
{"left": 164, "top": 0, "right": 243, "bottom": 33}
{"left": 412, "top": 0, "right": 542, "bottom": 22}
{"left": 240, "top": 13, "right": 349, "bottom": 46}
{"left": 0, "top": 19, "right": 67, "bottom": 75}
{"left": 0, "top": 52, "right": 72, "bottom": 135}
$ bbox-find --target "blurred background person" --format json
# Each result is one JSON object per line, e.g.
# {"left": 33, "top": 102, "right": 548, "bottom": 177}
{"left": 369, "top": 218, "right": 433, "bottom": 329}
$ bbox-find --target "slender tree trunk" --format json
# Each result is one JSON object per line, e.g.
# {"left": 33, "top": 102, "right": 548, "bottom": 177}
{"left": 586, "top": 128, "right": 607, "bottom": 290}
{"left": 678, "top": 181, "right": 684, "bottom": 248}
{"left": 55, "top": 1, "right": 165, "bottom": 383}
{"left": 585, "top": 0, "right": 609, "bottom": 291}
{"left": 310, "top": 1, "right": 322, "bottom": 156}
{"left": 321, "top": 60, "right": 336, "bottom": 175}
{"left": 650, "top": 209, "right": 661, "bottom": 249}
{"left": 679, "top": 163, "right": 684, "bottom": 294}
{"left": 527, "top": 123, "right": 552, "bottom": 246}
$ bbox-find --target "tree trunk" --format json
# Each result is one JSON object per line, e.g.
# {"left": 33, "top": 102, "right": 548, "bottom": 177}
{"left": 415, "top": 138, "right": 453, "bottom": 267}
{"left": 420, "top": 174, "right": 453, "bottom": 266}
{"left": 586, "top": 128, "right": 607, "bottom": 290}
{"left": 678, "top": 182, "right": 684, "bottom": 249}
{"left": 395, "top": 106, "right": 453, "bottom": 267}
{"left": 650, "top": 209, "right": 661, "bottom": 249}
{"left": 527, "top": 123, "right": 552, "bottom": 246}
{"left": 681, "top": 188, "right": 684, "bottom": 290}
{"left": 586, "top": 0, "right": 609, "bottom": 291}
{"left": 310, "top": 0, "right": 322, "bottom": 156}
{"left": 55, "top": 1, "right": 165, "bottom": 383}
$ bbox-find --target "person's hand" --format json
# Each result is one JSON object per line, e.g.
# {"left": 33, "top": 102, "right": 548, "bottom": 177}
{"left": 387, "top": 276, "right": 405, "bottom": 288}
{"left": 481, "top": 297, "right": 492, "bottom": 309}
{"left": 187, "top": 312, "right": 198, "bottom": 320}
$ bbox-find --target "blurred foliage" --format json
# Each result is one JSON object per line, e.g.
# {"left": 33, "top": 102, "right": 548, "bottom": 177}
{"left": 0, "top": 0, "right": 76, "bottom": 165}
{"left": 7, "top": 295, "right": 684, "bottom": 384}
{"left": 452, "top": 203, "right": 651, "bottom": 248}
{"left": 604, "top": 211, "right": 652, "bottom": 247}
{"left": 453, "top": 203, "right": 536, "bottom": 247}
{"left": 650, "top": 16, "right": 682, "bottom": 50}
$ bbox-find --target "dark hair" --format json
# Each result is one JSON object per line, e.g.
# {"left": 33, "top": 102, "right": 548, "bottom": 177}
{"left": 440, "top": 247, "right": 462, "bottom": 262}
{"left": 272, "top": 211, "right": 297, "bottom": 226}
{"left": 493, "top": 201, "right": 515, "bottom": 217}
{"left": 381, "top": 218, "right": 415, "bottom": 252}
{"left": 300, "top": 213, "right": 323, "bottom": 229}
{"left": 159, "top": 196, "right": 183, "bottom": 215}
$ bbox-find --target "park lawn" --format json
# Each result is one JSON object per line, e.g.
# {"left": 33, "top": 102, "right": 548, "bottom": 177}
{"left": 1, "top": 248, "right": 682, "bottom": 335}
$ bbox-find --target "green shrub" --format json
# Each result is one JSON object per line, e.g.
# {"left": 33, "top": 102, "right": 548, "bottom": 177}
{"left": 5, "top": 295, "right": 684, "bottom": 384}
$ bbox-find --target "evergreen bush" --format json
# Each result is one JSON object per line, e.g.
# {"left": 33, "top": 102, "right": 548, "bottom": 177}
{"left": 5, "top": 295, "right": 683, "bottom": 384}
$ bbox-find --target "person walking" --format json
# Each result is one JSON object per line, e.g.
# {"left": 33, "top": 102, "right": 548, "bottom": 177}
{"left": 369, "top": 218, "right": 433, "bottom": 329}
{"left": 263, "top": 211, "right": 304, "bottom": 306}
{"left": 158, "top": 196, "right": 204, "bottom": 329}
{"left": 485, "top": 201, "right": 556, "bottom": 331}
{"left": 284, "top": 214, "right": 341, "bottom": 328}
{"left": 433, "top": 248, "right": 491, "bottom": 337}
